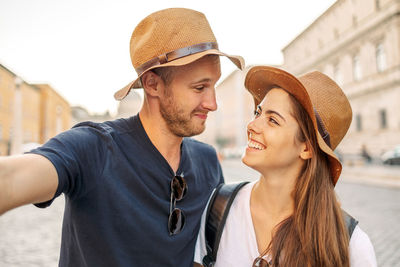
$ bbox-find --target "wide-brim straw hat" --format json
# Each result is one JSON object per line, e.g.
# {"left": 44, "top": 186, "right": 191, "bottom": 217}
{"left": 114, "top": 8, "right": 244, "bottom": 100}
{"left": 245, "top": 66, "right": 352, "bottom": 185}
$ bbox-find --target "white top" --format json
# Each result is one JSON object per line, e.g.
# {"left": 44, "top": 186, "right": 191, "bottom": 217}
{"left": 195, "top": 181, "right": 377, "bottom": 267}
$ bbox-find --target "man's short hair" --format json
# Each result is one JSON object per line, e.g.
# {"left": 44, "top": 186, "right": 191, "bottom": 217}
{"left": 151, "top": 55, "right": 220, "bottom": 87}
{"left": 152, "top": 67, "right": 175, "bottom": 86}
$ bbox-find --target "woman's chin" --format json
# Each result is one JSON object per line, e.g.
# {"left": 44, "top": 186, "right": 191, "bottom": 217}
{"left": 242, "top": 154, "right": 255, "bottom": 169}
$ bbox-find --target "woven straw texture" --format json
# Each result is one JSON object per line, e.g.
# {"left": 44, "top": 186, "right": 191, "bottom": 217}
{"left": 130, "top": 8, "right": 217, "bottom": 68}
{"left": 298, "top": 72, "right": 352, "bottom": 151}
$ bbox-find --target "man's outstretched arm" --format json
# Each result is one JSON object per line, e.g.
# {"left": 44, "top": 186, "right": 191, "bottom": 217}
{"left": 0, "top": 154, "right": 58, "bottom": 215}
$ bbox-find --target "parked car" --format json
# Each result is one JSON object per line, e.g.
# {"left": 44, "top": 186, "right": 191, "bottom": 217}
{"left": 381, "top": 145, "right": 400, "bottom": 165}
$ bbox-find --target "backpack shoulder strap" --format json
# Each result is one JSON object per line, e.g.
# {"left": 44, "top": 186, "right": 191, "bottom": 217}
{"left": 342, "top": 209, "right": 358, "bottom": 238}
{"left": 202, "top": 181, "right": 249, "bottom": 267}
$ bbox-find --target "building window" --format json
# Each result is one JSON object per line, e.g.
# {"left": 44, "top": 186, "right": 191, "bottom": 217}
{"left": 375, "top": 0, "right": 380, "bottom": 10}
{"left": 352, "top": 15, "right": 358, "bottom": 27}
{"left": 379, "top": 109, "right": 387, "bottom": 129}
{"left": 353, "top": 54, "right": 362, "bottom": 81}
{"left": 24, "top": 131, "right": 32, "bottom": 143}
{"left": 376, "top": 42, "right": 386, "bottom": 73}
{"left": 356, "top": 114, "right": 362, "bottom": 132}
{"left": 334, "top": 28, "right": 339, "bottom": 39}
{"left": 56, "top": 105, "right": 63, "bottom": 115}
{"left": 333, "top": 63, "right": 343, "bottom": 86}
{"left": 318, "top": 39, "right": 323, "bottom": 49}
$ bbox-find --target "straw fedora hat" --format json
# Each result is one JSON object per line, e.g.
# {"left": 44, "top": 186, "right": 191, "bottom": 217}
{"left": 114, "top": 8, "right": 245, "bottom": 100}
{"left": 245, "top": 66, "right": 352, "bottom": 185}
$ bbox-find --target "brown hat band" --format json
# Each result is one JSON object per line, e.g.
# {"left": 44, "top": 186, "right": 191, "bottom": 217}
{"left": 135, "top": 42, "right": 218, "bottom": 76}
{"left": 314, "top": 108, "right": 331, "bottom": 148}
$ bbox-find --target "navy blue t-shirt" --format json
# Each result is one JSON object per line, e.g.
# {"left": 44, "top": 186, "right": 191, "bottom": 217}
{"left": 31, "top": 114, "right": 224, "bottom": 267}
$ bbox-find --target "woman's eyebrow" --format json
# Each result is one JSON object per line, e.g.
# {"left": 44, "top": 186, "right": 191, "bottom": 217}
{"left": 265, "top": 109, "right": 286, "bottom": 122}
{"left": 257, "top": 105, "right": 286, "bottom": 122}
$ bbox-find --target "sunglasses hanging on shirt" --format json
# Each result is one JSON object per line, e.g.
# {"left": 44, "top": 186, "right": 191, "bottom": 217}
{"left": 168, "top": 174, "right": 187, "bottom": 235}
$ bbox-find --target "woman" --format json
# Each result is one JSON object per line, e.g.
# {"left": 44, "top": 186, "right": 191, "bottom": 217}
{"left": 194, "top": 66, "right": 376, "bottom": 266}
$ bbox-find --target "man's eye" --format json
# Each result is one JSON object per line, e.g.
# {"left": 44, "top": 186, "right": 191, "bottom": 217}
{"left": 195, "top": 85, "right": 205, "bottom": 90}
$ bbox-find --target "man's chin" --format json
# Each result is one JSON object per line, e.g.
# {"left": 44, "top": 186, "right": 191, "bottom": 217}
{"left": 181, "top": 123, "right": 206, "bottom": 137}
{"left": 184, "top": 126, "right": 206, "bottom": 137}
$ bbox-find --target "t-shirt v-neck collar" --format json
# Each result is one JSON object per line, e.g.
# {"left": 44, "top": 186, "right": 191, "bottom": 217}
{"left": 132, "top": 114, "right": 187, "bottom": 175}
{"left": 246, "top": 181, "right": 272, "bottom": 261}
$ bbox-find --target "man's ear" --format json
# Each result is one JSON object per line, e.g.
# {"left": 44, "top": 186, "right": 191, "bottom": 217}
{"left": 141, "top": 71, "right": 162, "bottom": 97}
{"left": 300, "top": 141, "right": 313, "bottom": 160}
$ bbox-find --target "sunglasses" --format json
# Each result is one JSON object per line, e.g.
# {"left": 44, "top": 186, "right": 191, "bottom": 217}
{"left": 252, "top": 256, "right": 270, "bottom": 267}
{"left": 168, "top": 174, "right": 187, "bottom": 235}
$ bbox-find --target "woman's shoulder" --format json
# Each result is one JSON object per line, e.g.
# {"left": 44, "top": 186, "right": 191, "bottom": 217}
{"left": 349, "top": 226, "right": 377, "bottom": 267}
{"left": 231, "top": 181, "right": 256, "bottom": 207}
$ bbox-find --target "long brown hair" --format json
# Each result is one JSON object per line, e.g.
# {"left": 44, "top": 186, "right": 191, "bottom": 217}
{"left": 264, "top": 93, "right": 350, "bottom": 267}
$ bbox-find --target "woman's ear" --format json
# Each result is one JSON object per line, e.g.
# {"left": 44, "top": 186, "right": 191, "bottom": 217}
{"left": 300, "top": 141, "right": 313, "bottom": 160}
{"left": 141, "top": 71, "right": 162, "bottom": 97}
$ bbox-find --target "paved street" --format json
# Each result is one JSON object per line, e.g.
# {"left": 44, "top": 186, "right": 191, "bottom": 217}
{"left": 0, "top": 159, "right": 399, "bottom": 266}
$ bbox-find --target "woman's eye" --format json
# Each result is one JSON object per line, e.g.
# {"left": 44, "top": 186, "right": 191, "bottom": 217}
{"left": 269, "top": 117, "right": 279, "bottom": 125}
{"left": 254, "top": 110, "right": 260, "bottom": 117}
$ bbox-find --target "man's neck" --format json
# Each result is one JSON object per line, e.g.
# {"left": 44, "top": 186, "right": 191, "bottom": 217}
{"left": 139, "top": 110, "right": 182, "bottom": 173}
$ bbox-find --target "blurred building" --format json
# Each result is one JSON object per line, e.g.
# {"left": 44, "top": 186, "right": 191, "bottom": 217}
{"left": 0, "top": 63, "right": 71, "bottom": 155}
{"left": 71, "top": 90, "right": 142, "bottom": 126}
{"left": 116, "top": 90, "right": 142, "bottom": 118}
{"left": 197, "top": 66, "right": 255, "bottom": 153}
{"left": 198, "top": 0, "right": 400, "bottom": 160}
{"left": 282, "top": 0, "right": 400, "bottom": 158}
{"left": 71, "top": 106, "right": 113, "bottom": 126}
{"left": 34, "top": 84, "right": 71, "bottom": 144}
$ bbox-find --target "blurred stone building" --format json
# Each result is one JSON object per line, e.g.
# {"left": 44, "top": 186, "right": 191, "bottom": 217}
{"left": 282, "top": 0, "right": 400, "bottom": 158}
{"left": 0, "top": 63, "right": 71, "bottom": 155}
{"left": 197, "top": 66, "right": 255, "bottom": 153}
{"left": 201, "top": 0, "right": 400, "bottom": 159}
{"left": 71, "top": 90, "right": 142, "bottom": 126}
{"left": 34, "top": 84, "right": 71, "bottom": 144}
{"left": 71, "top": 106, "right": 113, "bottom": 126}
{"left": 116, "top": 90, "right": 142, "bottom": 119}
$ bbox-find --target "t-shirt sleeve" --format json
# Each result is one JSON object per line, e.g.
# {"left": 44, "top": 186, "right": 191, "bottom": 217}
{"left": 349, "top": 225, "right": 377, "bottom": 267}
{"left": 29, "top": 124, "right": 108, "bottom": 207}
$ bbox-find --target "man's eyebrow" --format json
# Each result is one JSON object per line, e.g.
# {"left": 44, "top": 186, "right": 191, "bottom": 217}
{"left": 192, "top": 78, "right": 212, "bottom": 84}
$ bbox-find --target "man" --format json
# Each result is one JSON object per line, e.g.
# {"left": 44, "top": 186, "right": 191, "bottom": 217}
{"left": 0, "top": 8, "right": 244, "bottom": 267}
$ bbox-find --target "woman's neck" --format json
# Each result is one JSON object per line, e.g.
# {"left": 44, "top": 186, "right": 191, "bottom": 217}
{"left": 252, "top": 166, "right": 301, "bottom": 219}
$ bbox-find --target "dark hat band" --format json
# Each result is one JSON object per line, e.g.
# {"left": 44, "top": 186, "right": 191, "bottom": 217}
{"left": 135, "top": 42, "right": 218, "bottom": 76}
{"left": 314, "top": 108, "right": 331, "bottom": 148}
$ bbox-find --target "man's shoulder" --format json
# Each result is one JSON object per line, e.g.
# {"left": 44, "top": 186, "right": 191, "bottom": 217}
{"left": 72, "top": 117, "right": 135, "bottom": 136}
{"left": 184, "top": 138, "right": 216, "bottom": 153}
{"left": 183, "top": 138, "right": 221, "bottom": 165}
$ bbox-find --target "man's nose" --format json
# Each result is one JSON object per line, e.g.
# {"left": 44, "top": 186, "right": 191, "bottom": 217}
{"left": 202, "top": 88, "right": 217, "bottom": 111}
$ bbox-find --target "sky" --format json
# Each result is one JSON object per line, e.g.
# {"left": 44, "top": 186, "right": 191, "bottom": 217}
{"left": 0, "top": 0, "right": 336, "bottom": 115}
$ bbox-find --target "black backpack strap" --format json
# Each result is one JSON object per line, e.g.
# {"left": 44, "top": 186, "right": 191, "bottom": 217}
{"left": 342, "top": 209, "right": 358, "bottom": 238}
{"left": 202, "top": 182, "right": 249, "bottom": 267}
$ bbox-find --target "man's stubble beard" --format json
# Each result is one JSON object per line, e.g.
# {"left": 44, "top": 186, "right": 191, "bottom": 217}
{"left": 159, "top": 93, "right": 206, "bottom": 137}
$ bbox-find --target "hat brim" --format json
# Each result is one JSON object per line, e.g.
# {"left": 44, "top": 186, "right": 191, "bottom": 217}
{"left": 244, "top": 66, "right": 342, "bottom": 185}
{"left": 114, "top": 49, "right": 244, "bottom": 100}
